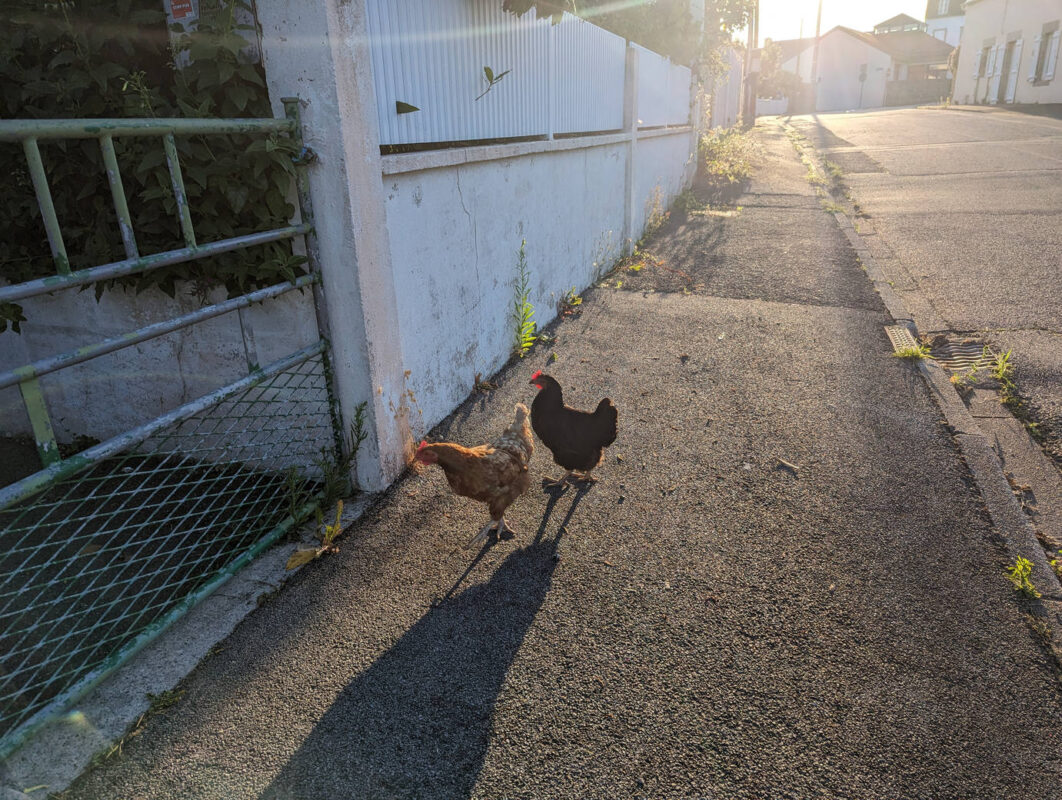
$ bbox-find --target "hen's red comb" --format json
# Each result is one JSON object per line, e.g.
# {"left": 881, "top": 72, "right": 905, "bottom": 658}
{"left": 416, "top": 440, "right": 429, "bottom": 451}
{"left": 530, "top": 370, "right": 543, "bottom": 380}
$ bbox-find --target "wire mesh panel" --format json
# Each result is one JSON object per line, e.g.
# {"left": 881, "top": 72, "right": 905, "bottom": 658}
{"left": 0, "top": 353, "right": 334, "bottom": 743}
{"left": 0, "top": 106, "right": 346, "bottom": 756}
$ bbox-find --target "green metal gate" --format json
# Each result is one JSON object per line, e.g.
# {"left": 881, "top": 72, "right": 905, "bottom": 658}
{"left": 0, "top": 99, "right": 345, "bottom": 757}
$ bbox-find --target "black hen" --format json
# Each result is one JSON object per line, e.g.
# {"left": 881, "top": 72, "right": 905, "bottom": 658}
{"left": 529, "top": 371, "right": 618, "bottom": 487}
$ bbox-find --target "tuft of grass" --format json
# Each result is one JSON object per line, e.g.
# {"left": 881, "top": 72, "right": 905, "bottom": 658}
{"left": 1006, "top": 556, "right": 1041, "bottom": 599}
{"left": 511, "top": 239, "right": 537, "bottom": 358}
{"left": 699, "top": 128, "right": 756, "bottom": 186}
{"left": 892, "top": 344, "right": 931, "bottom": 360}
{"left": 1050, "top": 550, "right": 1061, "bottom": 580}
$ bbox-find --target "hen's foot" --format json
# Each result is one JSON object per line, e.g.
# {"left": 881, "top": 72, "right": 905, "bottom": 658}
{"left": 496, "top": 517, "right": 516, "bottom": 541}
{"left": 462, "top": 520, "right": 498, "bottom": 550}
{"left": 543, "top": 471, "right": 575, "bottom": 489}
{"left": 574, "top": 471, "right": 598, "bottom": 484}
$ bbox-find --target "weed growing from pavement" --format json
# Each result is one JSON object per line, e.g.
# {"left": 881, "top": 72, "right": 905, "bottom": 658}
{"left": 559, "top": 286, "right": 583, "bottom": 315}
{"left": 1006, "top": 556, "right": 1041, "bottom": 599}
{"left": 989, "top": 349, "right": 1045, "bottom": 441}
{"left": 473, "top": 372, "right": 498, "bottom": 394}
{"left": 285, "top": 499, "right": 345, "bottom": 570}
{"left": 893, "top": 344, "right": 931, "bottom": 360}
{"left": 1051, "top": 551, "right": 1062, "bottom": 580}
{"left": 511, "top": 239, "right": 537, "bottom": 358}
{"left": 699, "top": 128, "right": 757, "bottom": 186}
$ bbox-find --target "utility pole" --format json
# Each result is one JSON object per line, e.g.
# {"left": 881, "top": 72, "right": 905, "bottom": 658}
{"left": 742, "top": 0, "right": 759, "bottom": 126}
{"left": 809, "top": 0, "right": 823, "bottom": 113}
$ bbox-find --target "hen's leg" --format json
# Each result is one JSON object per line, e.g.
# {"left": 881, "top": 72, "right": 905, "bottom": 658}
{"left": 543, "top": 470, "right": 575, "bottom": 488}
{"left": 462, "top": 519, "right": 498, "bottom": 550}
{"left": 496, "top": 517, "right": 516, "bottom": 541}
{"left": 575, "top": 469, "right": 598, "bottom": 483}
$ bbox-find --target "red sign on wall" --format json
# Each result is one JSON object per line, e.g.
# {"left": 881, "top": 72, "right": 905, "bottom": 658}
{"left": 170, "top": 0, "right": 196, "bottom": 21}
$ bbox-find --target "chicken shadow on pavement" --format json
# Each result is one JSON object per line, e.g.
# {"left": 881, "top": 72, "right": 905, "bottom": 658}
{"left": 257, "top": 488, "right": 589, "bottom": 800}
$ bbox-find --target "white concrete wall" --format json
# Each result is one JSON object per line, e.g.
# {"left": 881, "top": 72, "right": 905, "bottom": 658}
{"left": 928, "top": 15, "right": 964, "bottom": 48}
{"left": 381, "top": 129, "right": 694, "bottom": 434}
{"left": 782, "top": 45, "right": 816, "bottom": 84}
{"left": 954, "top": 0, "right": 1062, "bottom": 105}
{"left": 756, "top": 97, "right": 790, "bottom": 115}
{"left": 815, "top": 30, "right": 893, "bottom": 111}
{"left": 0, "top": 285, "right": 319, "bottom": 442}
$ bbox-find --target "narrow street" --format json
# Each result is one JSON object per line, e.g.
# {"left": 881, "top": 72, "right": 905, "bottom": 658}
{"left": 789, "top": 106, "right": 1062, "bottom": 462}
{"left": 61, "top": 122, "right": 1062, "bottom": 800}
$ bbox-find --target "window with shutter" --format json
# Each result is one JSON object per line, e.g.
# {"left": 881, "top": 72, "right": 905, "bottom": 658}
{"left": 1029, "top": 36, "right": 1042, "bottom": 81}
{"left": 1046, "top": 30, "right": 1061, "bottom": 80}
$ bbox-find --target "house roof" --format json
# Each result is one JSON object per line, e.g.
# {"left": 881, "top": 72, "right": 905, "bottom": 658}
{"left": 874, "top": 13, "right": 925, "bottom": 31}
{"left": 832, "top": 26, "right": 954, "bottom": 65}
{"left": 763, "top": 36, "right": 817, "bottom": 64}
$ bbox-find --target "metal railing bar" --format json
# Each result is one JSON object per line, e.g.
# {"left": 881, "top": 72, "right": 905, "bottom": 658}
{"left": 0, "top": 224, "right": 310, "bottom": 304}
{"left": 162, "top": 133, "right": 197, "bottom": 249}
{"left": 21, "top": 138, "right": 70, "bottom": 276}
{"left": 98, "top": 135, "right": 139, "bottom": 260}
{"left": 0, "top": 275, "right": 317, "bottom": 391}
{"left": 0, "top": 117, "right": 295, "bottom": 142}
{"left": 0, "top": 491, "right": 323, "bottom": 760}
{"left": 0, "top": 340, "right": 325, "bottom": 512}
{"left": 18, "top": 378, "right": 60, "bottom": 469}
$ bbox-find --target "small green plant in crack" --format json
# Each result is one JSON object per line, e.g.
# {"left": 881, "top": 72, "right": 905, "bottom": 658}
{"left": 559, "top": 286, "right": 583, "bottom": 315}
{"left": 512, "top": 239, "right": 537, "bottom": 358}
{"left": 821, "top": 200, "right": 844, "bottom": 213}
{"left": 1050, "top": 550, "right": 1062, "bottom": 580}
{"left": 1006, "top": 556, "right": 1041, "bottom": 599}
{"left": 892, "top": 344, "right": 931, "bottom": 360}
{"left": 950, "top": 364, "right": 980, "bottom": 396}
{"left": 286, "top": 499, "right": 345, "bottom": 570}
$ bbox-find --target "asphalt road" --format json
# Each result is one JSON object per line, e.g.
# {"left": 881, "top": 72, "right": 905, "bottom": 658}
{"left": 788, "top": 106, "right": 1062, "bottom": 462}
{"left": 60, "top": 123, "right": 1062, "bottom": 799}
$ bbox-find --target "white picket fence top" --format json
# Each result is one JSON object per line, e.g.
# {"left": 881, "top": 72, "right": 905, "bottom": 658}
{"left": 366, "top": 0, "right": 691, "bottom": 146}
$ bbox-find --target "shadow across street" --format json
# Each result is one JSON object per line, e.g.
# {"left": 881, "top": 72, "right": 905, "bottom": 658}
{"left": 258, "top": 488, "right": 588, "bottom": 800}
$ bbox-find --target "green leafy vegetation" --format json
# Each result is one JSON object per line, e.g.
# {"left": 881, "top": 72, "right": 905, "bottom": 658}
{"left": 1006, "top": 556, "right": 1041, "bottom": 599}
{"left": 475, "top": 65, "right": 511, "bottom": 101}
{"left": 512, "top": 239, "right": 537, "bottom": 358}
{"left": 892, "top": 344, "right": 931, "bottom": 360}
{"left": 699, "top": 128, "right": 756, "bottom": 187}
{"left": 501, "top": 0, "right": 754, "bottom": 65}
{"left": 1, "top": 0, "right": 306, "bottom": 333}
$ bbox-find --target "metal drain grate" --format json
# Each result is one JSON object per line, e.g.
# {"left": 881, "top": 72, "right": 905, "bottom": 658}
{"left": 926, "top": 335, "right": 995, "bottom": 371}
{"left": 884, "top": 325, "right": 919, "bottom": 353}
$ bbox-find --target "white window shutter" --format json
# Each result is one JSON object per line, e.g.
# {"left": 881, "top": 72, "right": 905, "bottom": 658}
{"left": 986, "top": 46, "right": 997, "bottom": 76}
{"left": 1046, "top": 30, "right": 1061, "bottom": 80}
{"left": 1028, "top": 36, "right": 1041, "bottom": 81}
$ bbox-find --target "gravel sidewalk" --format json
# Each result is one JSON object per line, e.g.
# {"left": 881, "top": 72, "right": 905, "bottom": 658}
{"left": 61, "top": 121, "right": 1062, "bottom": 800}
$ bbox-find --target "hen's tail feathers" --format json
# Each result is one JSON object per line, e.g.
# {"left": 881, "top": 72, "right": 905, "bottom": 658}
{"left": 594, "top": 398, "right": 619, "bottom": 447}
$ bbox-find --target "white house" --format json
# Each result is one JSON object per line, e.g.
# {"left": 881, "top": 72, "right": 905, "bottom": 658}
{"left": 765, "top": 23, "right": 953, "bottom": 113}
{"left": 953, "top": 0, "right": 1062, "bottom": 105}
{"left": 925, "top": 0, "right": 965, "bottom": 47}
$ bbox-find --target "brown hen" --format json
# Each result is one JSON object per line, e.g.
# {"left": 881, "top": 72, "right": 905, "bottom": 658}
{"left": 414, "top": 403, "right": 534, "bottom": 548}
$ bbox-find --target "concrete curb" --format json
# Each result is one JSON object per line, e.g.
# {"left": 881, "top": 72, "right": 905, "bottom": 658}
{"left": 782, "top": 120, "right": 1062, "bottom": 664}
{"left": 1, "top": 495, "right": 375, "bottom": 796}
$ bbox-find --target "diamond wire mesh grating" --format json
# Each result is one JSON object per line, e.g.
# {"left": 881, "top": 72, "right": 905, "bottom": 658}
{"left": 0, "top": 355, "right": 336, "bottom": 743}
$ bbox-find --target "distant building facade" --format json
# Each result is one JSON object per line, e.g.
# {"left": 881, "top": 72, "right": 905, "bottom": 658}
{"left": 925, "top": 0, "right": 965, "bottom": 48}
{"left": 953, "top": 0, "right": 1062, "bottom": 105}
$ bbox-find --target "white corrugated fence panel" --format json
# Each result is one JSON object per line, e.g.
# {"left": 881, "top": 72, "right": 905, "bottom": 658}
{"left": 667, "top": 62, "right": 691, "bottom": 125}
{"left": 635, "top": 43, "right": 671, "bottom": 127}
{"left": 550, "top": 16, "right": 626, "bottom": 134}
{"left": 367, "top": 0, "right": 550, "bottom": 145}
